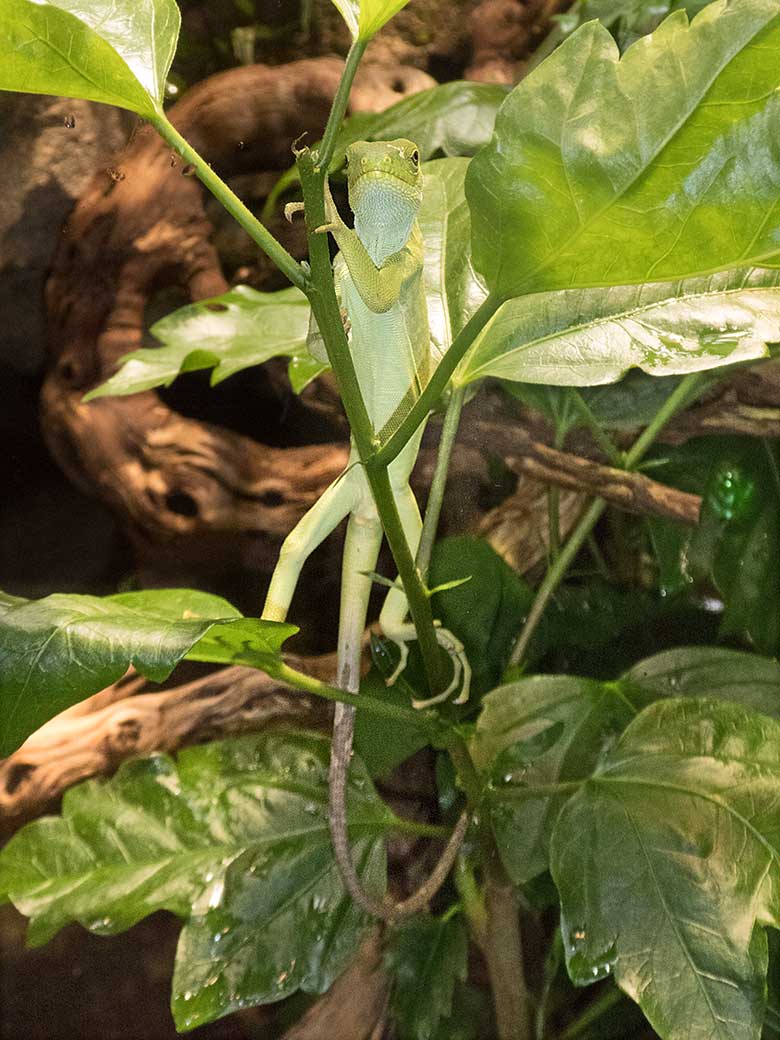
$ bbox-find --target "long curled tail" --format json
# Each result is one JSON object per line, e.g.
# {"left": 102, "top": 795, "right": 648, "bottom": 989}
{"left": 329, "top": 701, "right": 469, "bottom": 922}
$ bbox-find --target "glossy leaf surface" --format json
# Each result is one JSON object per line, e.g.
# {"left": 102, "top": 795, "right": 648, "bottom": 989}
{"left": 0, "top": 590, "right": 294, "bottom": 756}
{"left": 0, "top": 0, "right": 179, "bottom": 116}
{"left": 385, "top": 914, "right": 469, "bottom": 1040}
{"left": 458, "top": 269, "right": 780, "bottom": 387}
{"left": 551, "top": 697, "right": 780, "bottom": 1040}
{"left": 477, "top": 645, "right": 780, "bottom": 883}
{"left": 332, "top": 82, "right": 508, "bottom": 167}
{"left": 0, "top": 732, "right": 390, "bottom": 1031}
{"left": 474, "top": 675, "right": 638, "bottom": 883}
{"left": 467, "top": 3, "right": 780, "bottom": 299}
{"left": 647, "top": 437, "right": 780, "bottom": 654}
{"left": 83, "top": 287, "right": 310, "bottom": 400}
{"left": 419, "top": 160, "right": 488, "bottom": 361}
{"left": 88, "top": 163, "right": 485, "bottom": 399}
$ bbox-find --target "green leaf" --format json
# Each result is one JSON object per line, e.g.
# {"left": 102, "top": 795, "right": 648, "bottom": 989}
{"left": 467, "top": 2, "right": 780, "bottom": 299}
{"left": 87, "top": 162, "right": 486, "bottom": 400}
{"left": 563, "top": 0, "right": 713, "bottom": 49}
{"left": 0, "top": 589, "right": 294, "bottom": 756}
{"left": 333, "top": 82, "right": 509, "bottom": 167}
{"left": 473, "top": 676, "right": 638, "bottom": 883}
{"left": 458, "top": 269, "right": 780, "bottom": 387}
{"left": 647, "top": 437, "right": 780, "bottom": 653}
{"left": 428, "top": 536, "right": 533, "bottom": 699}
{"left": 476, "top": 644, "right": 780, "bottom": 883}
{"left": 622, "top": 646, "right": 780, "bottom": 717}
{"left": 385, "top": 914, "right": 469, "bottom": 1040}
{"left": 551, "top": 697, "right": 780, "bottom": 1040}
{"left": 420, "top": 159, "right": 489, "bottom": 362}
{"left": 263, "top": 82, "right": 507, "bottom": 222}
{"left": 353, "top": 662, "right": 430, "bottom": 779}
{"left": 0, "top": 731, "right": 391, "bottom": 1031}
{"left": 83, "top": 287, "right": 310, "bottom": 400}
{"left": 0, "top": 0, "right": 179, "bottom": 116}
{"left": 330, "top": 0, "right": 412, "bottom": 40}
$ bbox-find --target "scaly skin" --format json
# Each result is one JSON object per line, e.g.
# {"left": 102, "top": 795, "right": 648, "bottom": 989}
{"left": 262, "top": 139, "right": 470, "bottom": 920}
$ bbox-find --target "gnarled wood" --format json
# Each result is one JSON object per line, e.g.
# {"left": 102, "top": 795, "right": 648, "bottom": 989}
{"left": 41, "top": 59, "right": 433, "bottom": 574}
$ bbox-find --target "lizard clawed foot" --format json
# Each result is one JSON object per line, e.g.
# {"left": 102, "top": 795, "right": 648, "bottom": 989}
{"left": 284, "top": 201, "right": 305, "bottom": 223}
{"left": 314, "top": 220, "right": 340, "bottom": 235}
{"left": 381, "top": 622, "right": 470, "bottom": 709}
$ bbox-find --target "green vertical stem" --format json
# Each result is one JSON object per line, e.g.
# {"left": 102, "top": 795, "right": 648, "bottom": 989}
{"left": 557, "top": 986, "right": 623, "bottom": 1040}
{"left": 568, "top": 389, "right": 623, "bottom": 467}
{"left": 510, "top": 373, "right": 705, "bottom": 669}
{"left": 372, "top": 295, "right": 503, "bottom": 467}
{"left": 417, "top": 385, "right": 466, "bottom": 579}
{"left": 151, "top": 116, "right": 307, "bottom": 292}
{"left": 317, "top": 39, "right": 368, "bottom": 170}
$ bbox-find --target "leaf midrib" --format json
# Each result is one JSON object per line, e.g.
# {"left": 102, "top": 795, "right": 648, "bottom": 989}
{"left": 468, "top": 279, "right": 780, "bottom": 381}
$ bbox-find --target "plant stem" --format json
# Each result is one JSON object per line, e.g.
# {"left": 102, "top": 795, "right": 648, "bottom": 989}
{"left": 372, "top": 296, "right": 503, "bottom": 467}
{"left": 509, "top": 373, "right": 705, "bottom": 668}
{"left": 568, "top": 390, "right": 623, "bottom": 467}
{"left": 547, "top": 486, "right": 561, "bottom": 560}
{"left": 391, "top": 817, "right": 450, "bottom": 840}
{"left": 417, "top": 385, "right": 466, "bottom": 578}
{"left": 490, "top": 780, "right": 584, "bottom": 803}
{"left": 557, "top": 986, "right": 623, "bottom": 1040}
{"left": 297, "top": 149, "right": 445, "bottom": 696}
{"left": 317, "top": 39, "right": 368, "bottom": 170}
{"left": 151, "top": 115, "right": 307, "bottom": 292}
{"left": 444, "top": 733, "right": 483, "bottom": 806}
{"left": 484, "top": 860, "right": 532, "bottom": 1040}
{"left": 274, "top": 661, "right": 431, "bottom": 729}
{"left": 454, "top": 855, "right": 487, "bottom": 950}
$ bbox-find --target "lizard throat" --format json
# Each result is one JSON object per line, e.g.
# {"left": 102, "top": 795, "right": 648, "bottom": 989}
{"left": 351, "top": 179, "right": 419, "bottom": 267}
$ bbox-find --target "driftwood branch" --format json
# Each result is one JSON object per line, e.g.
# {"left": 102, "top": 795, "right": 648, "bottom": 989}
{"left": 465, "top": 421, "right": 702, "bottom": 524}
{"left": 41, "top": 59, "right": 433, "bottom": 575}
{"left": 0, "top": 659, "right": 333, "bottom": 830}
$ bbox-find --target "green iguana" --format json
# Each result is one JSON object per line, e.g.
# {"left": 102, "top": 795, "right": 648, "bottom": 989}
{"left": 262, "top": 139, "right": 470, "bottom": 921}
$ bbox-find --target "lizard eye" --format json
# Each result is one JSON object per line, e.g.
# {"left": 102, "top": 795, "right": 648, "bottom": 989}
{"left": 411, "top": 149, "right": 420, "bottom": 168}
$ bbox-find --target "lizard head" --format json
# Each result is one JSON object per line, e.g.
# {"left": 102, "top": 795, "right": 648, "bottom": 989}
{"left": 344, "top": 139, "right": 423, "bottom": 264}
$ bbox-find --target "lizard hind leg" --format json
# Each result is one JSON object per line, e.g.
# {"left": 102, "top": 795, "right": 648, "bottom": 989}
{"left": 378, "top": 485, "right": 471, "bottom": 708}
{"left": 261, "top": 469, "right": 358, "bottom": 623}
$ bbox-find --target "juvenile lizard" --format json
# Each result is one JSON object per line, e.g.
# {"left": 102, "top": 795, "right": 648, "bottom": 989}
{"left": 262, "top": 139, "right": 470, "bottom": 920}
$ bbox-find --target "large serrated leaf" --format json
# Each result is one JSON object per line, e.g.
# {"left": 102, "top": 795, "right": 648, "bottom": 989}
{"left": 477, "top": 646, "right": 780, "bottom": 884}
{"left": 0, "top": 732, "right": 391, "bottom": 1031}
{"left": 474, "top": 676, "right": 638, "bottom": 883}
{"left": 83, "top": 287, "right": 311, "bottom": 400}
{"left": 467, "top": 1, "right": 780, "bottom": 298}
{"left": 457, "top": 269, "right": 780, "bottom": 387}
{"left": 0, "top": 589, "right": 295, "bottom": 756}
{"left": 87, "top": 162, "right": 486, "bottom": 400}
{"left": 385, "top": 914, "right": 469, "bottom": 1040}
{"left": 0, "top": 0, "right": 179, "bottom": 116}
{"left": 551, "top": 697, "right": 780, "bottom": 1040}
